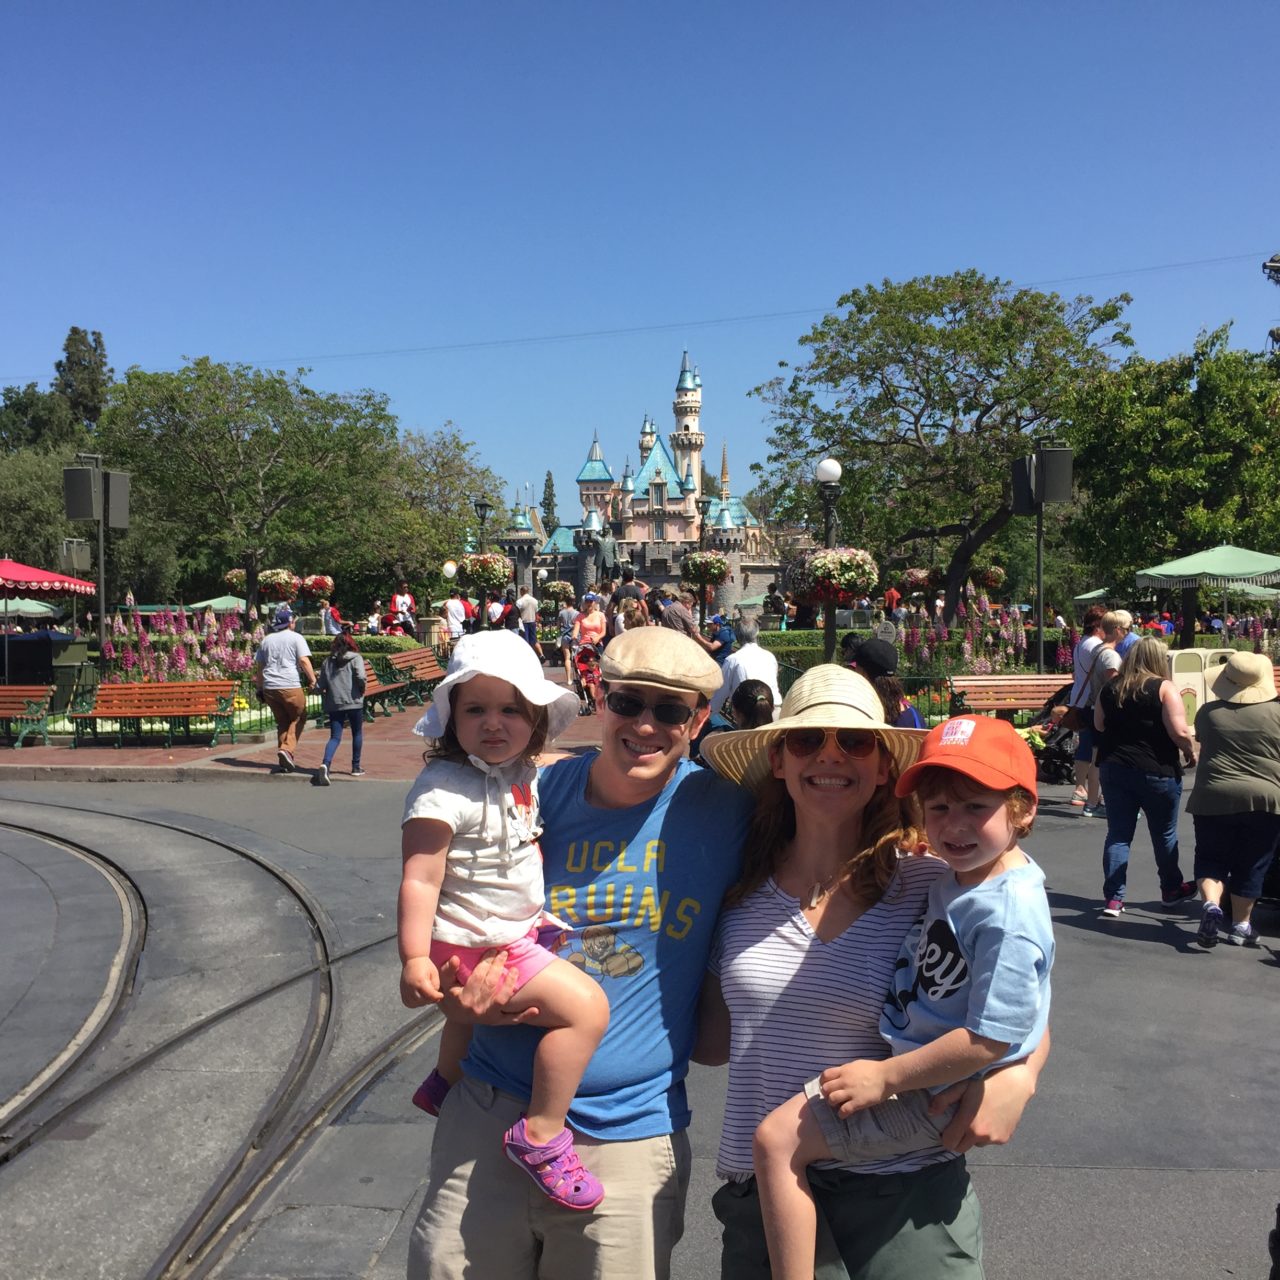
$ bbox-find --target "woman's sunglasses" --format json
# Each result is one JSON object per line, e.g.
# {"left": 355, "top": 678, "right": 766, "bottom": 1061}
{"left": 782, "top": 727, "right": 880, "bottom": 759}
{"left": 604, "top": 691, "right": 696, "bottom": 726}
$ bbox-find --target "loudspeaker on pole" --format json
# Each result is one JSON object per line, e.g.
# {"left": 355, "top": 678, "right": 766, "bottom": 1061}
{"left": 1011, "top": 456, "right": 1037, "bottom": 516}
{"left": 1037, "top": 446, "right": 1073, "bottom": 504}
{"left": 63, "top": 468, "right": 101, "bottom": 522}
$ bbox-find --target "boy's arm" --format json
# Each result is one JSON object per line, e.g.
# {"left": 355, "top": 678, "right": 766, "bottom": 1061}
{"left": 820, "top": 1027, "right": 1010, "bottom": 1119}
{"left": 398, "top": 818, "right": 451, "bottom": 1007}
{"left": 934, "top": 1025, "right": 1050, "bottom": 1152}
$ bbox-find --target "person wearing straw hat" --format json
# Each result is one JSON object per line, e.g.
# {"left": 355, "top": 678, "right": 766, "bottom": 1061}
{"left": 408, "top": 627, "right": 755, "bottom": 1280}
{"left": 1188, "top": 650, "right": 1280, "bottom": 947}
{"left": 698, "top": 666, "right": 1048, "bottom": 1280}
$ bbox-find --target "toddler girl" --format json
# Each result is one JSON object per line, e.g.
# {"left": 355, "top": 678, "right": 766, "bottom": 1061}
{"left": 398, "top": 629, "right": 610, "bottom": 1210}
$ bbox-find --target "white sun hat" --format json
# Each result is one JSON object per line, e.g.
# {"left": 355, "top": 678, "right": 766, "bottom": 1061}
{"left": 413, "top": 630, "right": 581, "bottom": 742}
{"left": 700, "top": 663, "right": 928, "bottom": 790}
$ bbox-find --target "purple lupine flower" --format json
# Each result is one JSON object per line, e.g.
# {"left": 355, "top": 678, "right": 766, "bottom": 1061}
{"left": 124, "top": 589, "right": 135, "bottom": 608}
{"left": 956, "top": 599, "right": 968, "bottom": 620}
{"left": 113, "top": 611, "right": 127, "bottom": 637}
{"left": 102, "top": 638, "right": 115, "bottom": 661}
{"left": 977, "top": 594, "right": 990, "bottom": 615}
{"left": 962, "top": 638, "right": 973, "bottom": 663}
{"left": 172, "top": 643, "right": 187, "bottom": 673}
{"left": 121, "top": 644, "right": 137, "bottom": 671}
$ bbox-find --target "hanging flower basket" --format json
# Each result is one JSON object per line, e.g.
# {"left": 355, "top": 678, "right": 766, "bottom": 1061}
{"left": 459, "top": 552, "right": 513, "bottom": 595}
{"left": 223, "top": 568, "right": 247, "bottom": 594}
{"left": 792, "top": 547, "right": 879, "bottom": 606}
{"left": 975, "top": 565, "right": 1006, "bottom": 591}
{"left": 682, "top": 550, "right": 729, "bottom": 585}
{"left": 258, "top": 568, "right": 301, "bottom": 601}
{"left": 541, "top": 579, "right": 576, "bottom": 604}
{"left": 902, "top": 567, "right": 932, "bottom": 592}
{"left": 300, "top": 573, "right": 335, "bottom": 599}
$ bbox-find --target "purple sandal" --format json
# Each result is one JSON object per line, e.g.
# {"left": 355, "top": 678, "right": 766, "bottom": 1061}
{"left": 411, "top": 1069, "right": 451, "bottom": 1116}
{"left": 502, "top": 1116, "right": 605, "bottom": 1211}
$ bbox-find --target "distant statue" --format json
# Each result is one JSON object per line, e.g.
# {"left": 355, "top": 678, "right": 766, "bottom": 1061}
{"left": 592, "top": 529, "right": 621, "bottom": 582}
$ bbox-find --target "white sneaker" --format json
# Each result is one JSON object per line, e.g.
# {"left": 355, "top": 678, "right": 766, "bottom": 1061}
{"left": 313, "top": 763, "right": 330, "bottom": 787}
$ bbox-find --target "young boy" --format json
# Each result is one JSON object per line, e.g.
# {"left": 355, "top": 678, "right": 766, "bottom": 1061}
{"left": 752, "top": 715, "right": 1054, "bottom": 1280}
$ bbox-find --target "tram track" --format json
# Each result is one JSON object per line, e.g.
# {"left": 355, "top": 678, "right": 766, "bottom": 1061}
{"left": 0, "top": 801, "right": 438, "bottom": 1280}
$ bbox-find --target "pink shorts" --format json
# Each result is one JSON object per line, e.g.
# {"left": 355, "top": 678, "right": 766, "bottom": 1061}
{"left": 429, "top": 924, "right": 556, "bottom": 992}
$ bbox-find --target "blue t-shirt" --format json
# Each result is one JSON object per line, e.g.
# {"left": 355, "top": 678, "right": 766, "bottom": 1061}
{"left": 710, "top": 624, "right": 735, "bottom": 666}
{"left": 880, "top": 857, "right": 1053, "bottom": 1082}
{"left": 463, "top": 753, "right": 753, "bottom": 1140}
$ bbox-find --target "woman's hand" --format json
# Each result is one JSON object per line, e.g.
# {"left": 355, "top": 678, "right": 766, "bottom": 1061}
{"left": 930, "top": 1058, "right": 1038, "bottom": 1153}
{"left": 400, "top": 955, "right": 443, "bottom": 1009}
{"left": 437, "top": 949, "right": 542, "bottom": 1026}
{"left": 819, "top": 1059, "right": 892, "bottom": 1118}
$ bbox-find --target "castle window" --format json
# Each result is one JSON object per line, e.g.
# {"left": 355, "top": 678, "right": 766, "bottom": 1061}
{"left": 654, "top": 519, "right": 665, "bottom": 541}
{"left": 650, "top": 482, "right": 665, "bottom": 509}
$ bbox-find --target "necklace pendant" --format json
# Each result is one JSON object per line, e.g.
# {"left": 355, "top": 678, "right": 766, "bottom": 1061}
{"left": 807, "top": 883, "right": 823, "bottom": 910}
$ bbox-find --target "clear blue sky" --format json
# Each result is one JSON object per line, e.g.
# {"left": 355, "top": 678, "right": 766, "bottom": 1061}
{"left": 3, "top": 1, "right": 1275, "bottom": 520}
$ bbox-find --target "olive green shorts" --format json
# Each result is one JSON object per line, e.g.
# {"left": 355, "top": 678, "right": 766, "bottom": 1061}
{"left": 712, "top": 1155, "right": 983, "bottom": 1280}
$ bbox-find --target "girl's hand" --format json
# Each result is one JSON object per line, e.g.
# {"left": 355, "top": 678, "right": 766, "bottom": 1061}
{"left": 819, "top": 1059, "right": 892, "bottom": 1118}
{"left": 400, "top": 956, "right": 443, "bottom": 1009}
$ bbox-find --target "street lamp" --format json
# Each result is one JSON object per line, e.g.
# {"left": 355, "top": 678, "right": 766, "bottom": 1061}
{"left": 695, "top": 495, "right": 714, "bottom": 628}
{"left": 816, "top": 457, "right": 842, "bottom": 661}
{"left": 472, "top": 496, "right": 492, "bottom": 552}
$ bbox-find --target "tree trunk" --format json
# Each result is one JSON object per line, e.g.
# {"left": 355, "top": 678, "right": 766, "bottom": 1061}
{"left": 1179, "top": 586, "right": 1197, "bottom": 650}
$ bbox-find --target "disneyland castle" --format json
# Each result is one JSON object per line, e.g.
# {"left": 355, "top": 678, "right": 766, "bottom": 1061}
{"left": 497, "top": 352, "right": 777, "bottom": 614}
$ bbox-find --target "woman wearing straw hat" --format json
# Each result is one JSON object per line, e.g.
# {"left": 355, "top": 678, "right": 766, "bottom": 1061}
{"left": 1187, "top": 651, "right": 1280, "bottom": 947}
{"left": 698, "top": 665, "right": 1046, "bottom": 1279}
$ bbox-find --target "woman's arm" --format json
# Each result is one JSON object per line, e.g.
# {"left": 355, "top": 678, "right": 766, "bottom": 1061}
{"left": 398, "top": 818, "right": 451, "bottom": 1007}
{"left": 1092, "top": 697, "right": 1106, "bottom": 734}
{"left": 931, "top": 1026, "right": 1051, "bottom": 1153}
{"left": 1159, "top": 680, "right": 1196, "bottom": 763}
{"left": 692, "top": 973, "right": 730, "bottom": 1066}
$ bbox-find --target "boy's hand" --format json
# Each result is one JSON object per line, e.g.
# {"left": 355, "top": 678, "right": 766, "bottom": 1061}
{"left": 400, "top": 956, "right": 443, "bottom": 1009}
{"left": 819, "top": 1058, "right": 893, "bottom": 1118}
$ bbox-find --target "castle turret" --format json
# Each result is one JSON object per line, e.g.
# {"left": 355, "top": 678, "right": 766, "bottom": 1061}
{"left": 638, "top": 414, "right": 657, "bottom": 465}
{"left": 670, "top": 350, "right": 704, "bottom": 498}
{"left": 575, "top": 430, "right": 615, "bottom": 526}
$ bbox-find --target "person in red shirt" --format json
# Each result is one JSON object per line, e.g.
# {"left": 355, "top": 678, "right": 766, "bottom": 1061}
{"left": 883, "top": 584, "right": 902, "bottom": 613}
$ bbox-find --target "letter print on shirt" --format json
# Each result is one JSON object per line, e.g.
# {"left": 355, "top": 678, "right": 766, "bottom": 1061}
{"left": 882, "top": 916, "right": 970, "bottom": 1031}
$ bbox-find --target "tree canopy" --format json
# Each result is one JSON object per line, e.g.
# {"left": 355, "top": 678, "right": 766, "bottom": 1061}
{"left": 1068, "top": 327, "right": 1280, "bottom": 614}
{"left": 752, "top": 269, "right": 1131, "bottom": 619}
{"left": 54, "top": 327, "right": 113, "bottom": 428}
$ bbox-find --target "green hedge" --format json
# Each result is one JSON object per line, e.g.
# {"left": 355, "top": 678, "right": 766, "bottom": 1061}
{"left": 350, "top": 634, "right": 430, "bottom": 656}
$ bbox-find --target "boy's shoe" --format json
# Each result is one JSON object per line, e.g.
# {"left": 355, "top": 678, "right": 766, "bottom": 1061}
{"left": 1101, "top": 899, "right": 1124, "bottom": 918}
{"left": 1161, "top": 881, "right": 1197, "bottom": 906}
{"left": 1196, "top": 903, "right": 1223, "bottom": 948}
{"left": 1228, "top": 921, "right": 1260, "bottom": 947}
{"left": 1082, "top": 805, "right": 1107, "bottom": 819}
{"left": 351, "top": 768, "right": 366, "bottom": 777}
{"left": 277, "top": 750, "right": 295, "bottom": 773}
{"left": 312, "top": 763, "right": 330, "bottom": 787}
{"left": 411, "top": 1069, "right": 452, "bottom": 1116}
{"left": 503, "top": 1116, "right": 604, "bottom": 1211}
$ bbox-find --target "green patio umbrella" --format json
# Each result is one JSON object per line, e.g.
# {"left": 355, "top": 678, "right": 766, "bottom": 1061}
{"left": 187, "top": 595, "right": 248, "bottom": 611}
{"left": 1135, "top": 544, "right": 1280, "bottom": 640}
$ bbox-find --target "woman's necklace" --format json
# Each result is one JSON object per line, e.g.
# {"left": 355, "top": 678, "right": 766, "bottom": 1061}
{"left": 806, "top": 875, "right": 839, "bottom": 910}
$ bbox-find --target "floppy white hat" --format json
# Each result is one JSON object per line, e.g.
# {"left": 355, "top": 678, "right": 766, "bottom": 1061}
{"left": 1210, "top": 651, "right": 1277, "bottom": 706}
{"left": 413, "top": 630, "right": 581, "bottom": 742}
{"left": 700, "top": 663, "right": 927, "bottom": 790}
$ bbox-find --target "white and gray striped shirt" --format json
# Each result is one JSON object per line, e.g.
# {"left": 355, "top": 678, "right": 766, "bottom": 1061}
{"left": 711, "top": 852, "right": 957, "bottom": 1179}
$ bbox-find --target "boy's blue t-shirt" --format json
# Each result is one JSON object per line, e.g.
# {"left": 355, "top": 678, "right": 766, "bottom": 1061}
{"left": 463, "top": 753, "right": 753, "bottom": 1141}
{"left": 880, "top": 857, "right": 1054, "bottom": 1079}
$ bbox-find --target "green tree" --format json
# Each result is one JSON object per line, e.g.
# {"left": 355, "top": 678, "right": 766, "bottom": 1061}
{"left": 98, "top": 359, "right": 405, "bottom": 612}
{"left": 53, "top": 327, "right": 113, "bottom": 428}
{"left": 752, "top": 270, "right": 1130, "bottom": 621}
{"left": 0, "top": 445, "right": 77, "bottom": 567}
{"left": 0, "top": 383, "right": 82, "bottom": 453}
{"left": 541, "top": 470, "right": 559, "bottom": 531}
{"left": 1068, "top": 326, "right": 1280, "bottom": 644}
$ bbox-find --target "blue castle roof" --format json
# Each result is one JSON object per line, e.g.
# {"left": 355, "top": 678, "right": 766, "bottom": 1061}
{"left": 676, "top": 349, "right": 696, "bottom": 392}
{"left": 630, "top": 433, "right": 683, "bottom": 498}
{"left": 576, "top": 431, "right": 614, "bottom": 483}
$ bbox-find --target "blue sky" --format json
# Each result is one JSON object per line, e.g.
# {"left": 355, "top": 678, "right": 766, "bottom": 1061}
{"left": 3, "top": 1, "right": 1275, "bottom": 521}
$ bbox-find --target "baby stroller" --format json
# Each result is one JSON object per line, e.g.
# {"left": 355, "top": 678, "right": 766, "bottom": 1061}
{"left": 573, "top": 643, "right": 602, "bottom": 715}
{"left": 1026, "top": 682, "right": 1077, "bottom": 785}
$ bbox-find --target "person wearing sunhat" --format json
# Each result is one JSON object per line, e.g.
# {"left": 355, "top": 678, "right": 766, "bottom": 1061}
{"left": 408, "top": 626, "right": 756, "bottom": 1279}
{"left": 252, "top": 603, "right": 316, "bottom": 772}
{"left": 698, "top": 666, "right": 1047, "bottom": 1280}
{"left": 1188, "top": 650, "right": 1280, "bottom": 947}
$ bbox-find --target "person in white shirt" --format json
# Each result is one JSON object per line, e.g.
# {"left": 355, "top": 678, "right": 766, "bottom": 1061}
{"left": 442, "top": 590, "right": 467, "bottom": 648}
{"left": 716, "top": 617, "right": 781, "bottom": 719}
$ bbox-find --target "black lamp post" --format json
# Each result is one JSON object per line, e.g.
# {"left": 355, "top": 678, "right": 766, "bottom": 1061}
{"left": 816, "top": 457, "right": 842, "bottom": 661}
{"left": 472, "top": 496, "right": 492, "bottom": 553}
{"left": 695, "top": 495, "right": 713, "bottom": 628}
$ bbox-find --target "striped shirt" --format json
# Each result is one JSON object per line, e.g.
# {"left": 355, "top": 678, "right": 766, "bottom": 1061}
{"left": 710, "top": 852, "right": 956, "bottom": 1179}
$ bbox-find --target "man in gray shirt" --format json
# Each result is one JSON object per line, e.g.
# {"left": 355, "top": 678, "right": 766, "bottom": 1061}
{"left": 253, "top": 604, "right": 316, "bottom": 772}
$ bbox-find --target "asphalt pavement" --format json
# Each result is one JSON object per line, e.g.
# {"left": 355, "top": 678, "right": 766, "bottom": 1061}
{"left": 0, "top": 746, "right": 1277, "bottom": 1279}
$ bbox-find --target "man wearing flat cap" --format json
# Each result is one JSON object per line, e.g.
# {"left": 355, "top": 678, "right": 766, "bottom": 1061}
{"left": 410, "top": 627, "right": 755, "bottom": 1280}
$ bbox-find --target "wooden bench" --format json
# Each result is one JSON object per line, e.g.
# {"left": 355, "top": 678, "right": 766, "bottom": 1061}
{"left": 381, "top": 647, "right": 446, "bottom": 705}
{"left": 0, "top": 684, "right": 57, "bottom": 748}
{"left": 948, "top": 674, "right": 1067, "bottom": 719}
{"left": 71, "top": 680, "right": 238, "bottom": 748}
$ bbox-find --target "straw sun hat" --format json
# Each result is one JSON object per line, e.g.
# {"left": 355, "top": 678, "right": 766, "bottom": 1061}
{"left": 699, "top": 664, "right": 928, "bottom": 790}
{"left": 1210, "top": 651, "right": 1278, "bottom": 706}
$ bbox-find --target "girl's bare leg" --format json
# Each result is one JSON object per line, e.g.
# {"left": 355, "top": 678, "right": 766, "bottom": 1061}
{"left": 435, "top": 1020, "right": 472, "bottom": 1086}
{"left": 505, "top": 957, "right": 609, "bottom": 1144}
{"left": 753, "top": 1091, "right": 836, "bottom": 1280}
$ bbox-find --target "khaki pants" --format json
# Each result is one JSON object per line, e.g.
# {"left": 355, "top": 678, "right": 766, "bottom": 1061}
{"left": 407, "top": 1076, "right": 691, "bottom": 1280}
{"left": 263, "top": 687, "right": 307, "bottom": 755}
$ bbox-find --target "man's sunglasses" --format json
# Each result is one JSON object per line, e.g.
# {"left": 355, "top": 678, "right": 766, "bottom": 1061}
{"left": 782, "top": 727, "right": 880, "bottom": 759}
{"left": 604, "top": 691, "right": 696, "bottom": 726}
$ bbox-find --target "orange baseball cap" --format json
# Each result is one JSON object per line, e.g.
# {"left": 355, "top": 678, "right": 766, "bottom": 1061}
{"left": 895, "top": 715, "right": 1038, "bottom": 797}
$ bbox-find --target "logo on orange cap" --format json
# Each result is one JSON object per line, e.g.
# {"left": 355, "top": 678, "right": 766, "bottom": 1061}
{"left": 895, "top": 715, "right": 1038, "bottom": 798}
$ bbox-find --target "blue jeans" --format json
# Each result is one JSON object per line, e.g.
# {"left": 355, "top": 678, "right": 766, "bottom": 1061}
{"left": 1098, "top": 761, "right": 1184, "bottom": 901}
{"left": 322, "top": 708, "right": 364, "bottom": 771}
